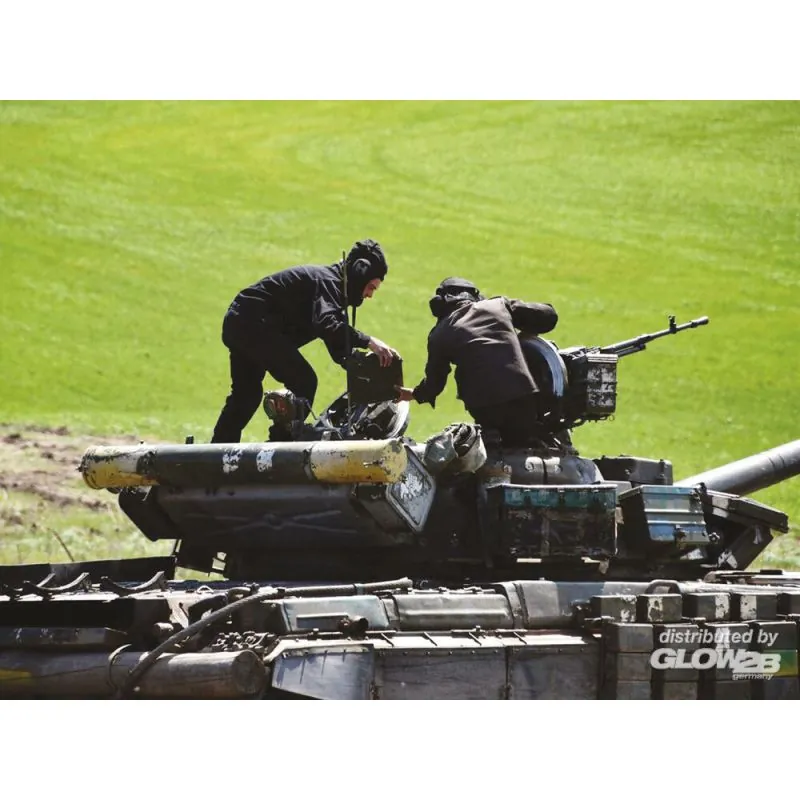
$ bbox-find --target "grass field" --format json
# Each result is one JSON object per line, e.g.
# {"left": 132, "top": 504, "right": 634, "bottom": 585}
{"left": 1, "top": 100, "right": 798, "bottom": 568}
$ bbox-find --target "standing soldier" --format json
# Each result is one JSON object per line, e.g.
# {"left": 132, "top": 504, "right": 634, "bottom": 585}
{"left": 212, "top": 239, "right": 398, "bottom": 443}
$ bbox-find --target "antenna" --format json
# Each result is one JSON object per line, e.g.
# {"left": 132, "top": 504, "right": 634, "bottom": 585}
{"left": 342, "top": 250, "right": 353, "bottom": 436}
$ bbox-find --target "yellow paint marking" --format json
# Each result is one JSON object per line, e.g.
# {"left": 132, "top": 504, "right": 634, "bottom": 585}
{"left": 0, "top": 669, "right": 33, "bottom": 682}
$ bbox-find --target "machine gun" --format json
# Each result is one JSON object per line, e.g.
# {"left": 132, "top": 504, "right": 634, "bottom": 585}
{"left": 520, "top": 315, "right": 710, "bottom": 436}
{"left": 598, "top": 314, "right": 709, "bottom": 358}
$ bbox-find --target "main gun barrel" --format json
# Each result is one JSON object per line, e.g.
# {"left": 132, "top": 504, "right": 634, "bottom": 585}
{"left": 674, "top": 439, "right": 800, "bottom": 496}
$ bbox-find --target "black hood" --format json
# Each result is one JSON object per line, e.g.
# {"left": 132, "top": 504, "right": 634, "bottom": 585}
{"left": 344, "top": 239, "right": 388, "bottom": 307}
{"left": 438, "top": 277, "right": 482, "bottom": 296}
{"left": 429, "top": 276, "right": 484, "bottom": 319}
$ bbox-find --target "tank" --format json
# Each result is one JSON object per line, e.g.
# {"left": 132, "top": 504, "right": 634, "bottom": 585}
{"left": 2, "top": 315, "right": 800, "bottom": 700}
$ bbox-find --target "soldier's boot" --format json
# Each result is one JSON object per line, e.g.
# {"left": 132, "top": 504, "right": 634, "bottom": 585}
{"left": 268, "top": 422, "right": 294, "bottom": 442}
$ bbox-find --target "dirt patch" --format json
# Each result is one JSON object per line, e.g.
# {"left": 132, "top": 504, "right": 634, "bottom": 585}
{"left": 0, "top": 424, "right": 178, "bottom": 568}
{"left": 0, "top": 423, "right": 147, "bottom": 515}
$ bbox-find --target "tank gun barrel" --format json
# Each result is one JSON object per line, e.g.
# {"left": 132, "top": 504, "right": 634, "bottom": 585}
{"left": 599, "top": 315, "right": 709, "bottom": 358}
{"left": 674, "top": 439, "right": 800, "bottom": 495}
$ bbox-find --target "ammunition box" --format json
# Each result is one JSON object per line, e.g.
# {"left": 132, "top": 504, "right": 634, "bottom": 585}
{"left": 346, "top": 352, "right": 404, "bottom": 404}
{"left": 485, "top": 483, "right": 617, "bottom": 559}
{"left": 562, "top": 350, "right": 618, "bottom": 421}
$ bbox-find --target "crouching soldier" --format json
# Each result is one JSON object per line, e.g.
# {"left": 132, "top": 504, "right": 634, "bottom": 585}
{"left": 396, "top": 277, "right": 557, "bottom": 446}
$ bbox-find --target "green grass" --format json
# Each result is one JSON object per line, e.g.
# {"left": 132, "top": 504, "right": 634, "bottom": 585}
{"left": 0, "top": 490, "right": 173, "bottom": 566}
{"left": 1, "top": 100, "right": 798, "bottom": 565}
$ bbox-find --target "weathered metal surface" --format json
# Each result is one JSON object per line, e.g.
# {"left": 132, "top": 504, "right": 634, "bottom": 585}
{"left": 155, "top": 484, "right": 411, "bottom": 549}
{"left": 602, "top": 622, "right": 655, "bottom": 653}
{"left": 268, "top": 630, "right": 601, "bottom": 700}
{"left": 501, "top": 581, "right": 653, "bottom": 628}
{"left": 0, "top": 627, "right": 128, "bottom": 651}
{"left": 563, "top": 350, "right": 618, "bottom": 420}
{"left": 477, "top": 453, "right": 603, "bottom": 486}
{"left": 589, "top": 595, "right": 637, "bottom": 622}
{"left": 385, "top": 591, "right": 514, "bottom": 630}
{"left": 682, "top": 592, "right": 731, "bottom": 621}
{"left": 508, "top": 634, "right": 598, "bottom": 699}
{"left": 354, "top": 446, "right": 436, "bottom": 534}
{"left": 272, "top": 645, "right": 375, "bottom": 700}
{"left": 730, "top": 592, "right": 778, "bottom": 621}
{"left": 0, "top": 574, "right": 799, "bottom": 698}
{"left": 619, "top": 485, "right": 709, "bottom": 550}
{"left": 593, "top": 456, "right": 673, "bottom": 487}
{"left": 636, "top": 594, "right": 683, "bottom": 623}
{"left": 603, "top": 652, "right": 652, "bottom": 683}
{"left": 0, "top": 650, "right": 266, "bottom": 699}
{"left": 88, "top": 423, "right": 796, "bottom": 584}
{"left": 701, "top": 490, "right": 789, "bottom": 533}
{"left": 375, "top": 646, "right": 507, "bottom": 699}
{"left": 0, "top": 557, "right": 176, "bottom": 590}
{"left": 272, "top": 595, "right": 392, "bottom": 634}
{"left": 487, "top": 483, "right": 617, "bottom": 558}
{"left": 80, "top": 439, "right": 408, "bottom": 489}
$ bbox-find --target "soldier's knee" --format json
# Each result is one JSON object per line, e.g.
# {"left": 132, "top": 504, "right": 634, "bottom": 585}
{"left": 235, "top": 382, "right": 264, "bottom": 413}
{"left": 292, "top": 368, "right": 318, "bottom": 406}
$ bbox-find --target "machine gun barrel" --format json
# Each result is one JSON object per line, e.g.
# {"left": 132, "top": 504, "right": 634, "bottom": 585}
{"left": 674, "top": 439, "right": 800, "bottom": 496}
{"left": 599, "top": 315, "right": 709, "bottom": 358}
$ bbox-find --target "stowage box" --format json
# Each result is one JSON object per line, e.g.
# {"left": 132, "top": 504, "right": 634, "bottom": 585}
{"left": 354, "top": 447, "right": 436, "bottom": 536}
{"left": 485, "top": 483, "right": 617, "bottom": 559}
{"left": 618, "top": 485, "right": 708, "bottom": 552}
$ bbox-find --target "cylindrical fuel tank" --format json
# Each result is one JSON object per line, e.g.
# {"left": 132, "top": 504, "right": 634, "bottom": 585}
{"left": 0, "top": 650, "right": 266, "bottom": 699}
{"left": 80, "top": 440, "right": 408, "bottom": 489}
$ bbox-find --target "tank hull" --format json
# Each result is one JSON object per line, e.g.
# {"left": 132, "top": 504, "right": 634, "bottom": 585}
{"left": 3, "top": 569, "right": 800, "bottom": 699}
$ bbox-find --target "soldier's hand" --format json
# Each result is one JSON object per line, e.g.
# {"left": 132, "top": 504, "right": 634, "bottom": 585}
{"left": 368, "top": 337, "right": 398, "bottom": 367}
{"left": 395, "top": 386, "right": 414, "bottom": 402}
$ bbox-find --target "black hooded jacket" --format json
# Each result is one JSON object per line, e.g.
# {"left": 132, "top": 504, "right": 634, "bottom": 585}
{"left": 226, "top": 260, "right": 380, "bottom": 365}
{"left": 413, "top": 295, "right": 558, "bottom": 411}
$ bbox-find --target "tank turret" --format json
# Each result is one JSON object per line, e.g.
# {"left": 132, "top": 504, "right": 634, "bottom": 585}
{"left": 68, "top": 316, "right": 798, "bottom": 585}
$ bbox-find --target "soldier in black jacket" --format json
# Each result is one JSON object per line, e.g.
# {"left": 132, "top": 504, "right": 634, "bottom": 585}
{"left": 212, "top": 239, "right": 398, "bottom": 443}
{"left": 397, "top": 277, "right": 557, "bottom": 446}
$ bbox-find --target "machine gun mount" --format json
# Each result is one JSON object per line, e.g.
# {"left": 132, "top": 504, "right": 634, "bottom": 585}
{"left": 521, "top": 315, "right": 710, "bottom": 436}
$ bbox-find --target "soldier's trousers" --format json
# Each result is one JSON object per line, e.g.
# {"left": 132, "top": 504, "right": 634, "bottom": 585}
{"left": 469, "top": 394, "right": 540, "bottom": 447}
{"left": 211, "top": 311, "right": 317, "bottom": 444}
